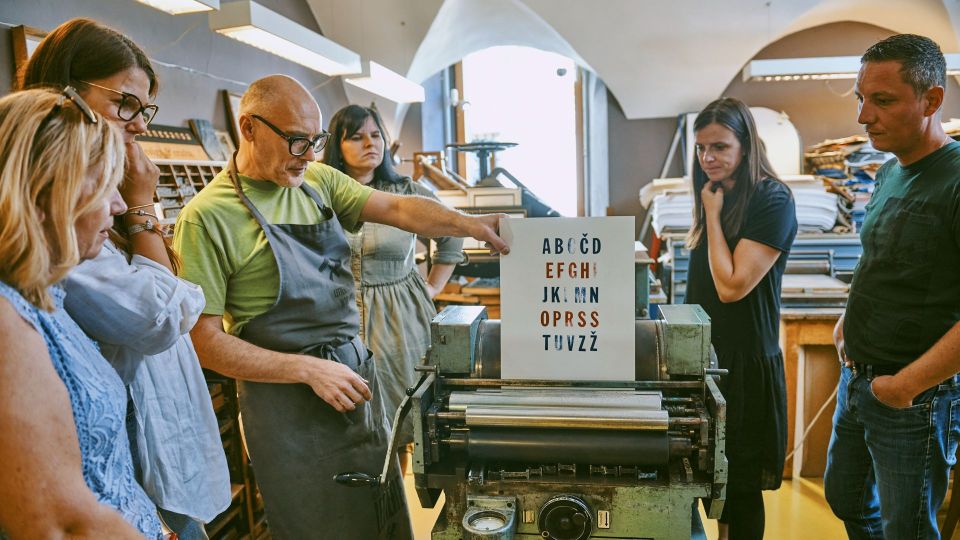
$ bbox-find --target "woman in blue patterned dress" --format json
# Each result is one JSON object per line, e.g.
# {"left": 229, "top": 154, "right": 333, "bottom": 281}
{"left": 323, "top": 105, "right": 464, "bottom": 473}
{"left": 0, "top": 88, "right": 162, "bottom": 538}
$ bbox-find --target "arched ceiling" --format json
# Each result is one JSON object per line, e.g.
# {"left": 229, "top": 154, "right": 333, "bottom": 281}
{"left": 308, "top": 0, "right": 960, "bottom": 124}
{"left": 523, "top": 0, "right": 958, "bottom": 119}
{"left": 404, "top": 0, "right": 592, "bottom": 86}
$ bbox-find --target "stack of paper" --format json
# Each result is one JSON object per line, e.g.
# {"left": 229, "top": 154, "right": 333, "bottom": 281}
{"left": 648, "top": 175, "right": 838, "bottom": 236}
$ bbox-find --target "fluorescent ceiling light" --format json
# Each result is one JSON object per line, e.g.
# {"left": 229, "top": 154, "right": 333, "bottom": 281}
{"left": 209, "top": 0, "right": 360, "bottom": 76}
{"left": 135, "top": 0, "right": 218, "bottom": 14}
{"left": 744, "top": 54, "right": 960, "bottom": 82}
{"left": 344, "top": 61, "right": 425, "bottom": 103}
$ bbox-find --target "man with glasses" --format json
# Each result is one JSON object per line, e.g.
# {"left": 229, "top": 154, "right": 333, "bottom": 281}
{"left": 173, "top": 75, "right": 507, "bottom": 540}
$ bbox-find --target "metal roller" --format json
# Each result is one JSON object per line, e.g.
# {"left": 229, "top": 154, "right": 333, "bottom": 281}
{"left": 473, "top": 319, "right": 665, "bottom": 380}
{"left": 785, "top": 259, "right": 832, "bottom": 274}
{"left": 448, "top": 390, "right": 663, "bottom": 412}
{"left": 465, "top": 405, "right": 669, "bottom": 431}
{"left": 474, "top": 319, "right": 501, "bottom": 379}
{"left": 462, "top": 428, "right": 670, "bottom": 465}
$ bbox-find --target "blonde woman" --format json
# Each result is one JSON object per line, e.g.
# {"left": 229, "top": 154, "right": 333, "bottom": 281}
{"left": 22, "top": 19, "right": 230, "bottom": 539}
{"left": 0, "top": 88, "right": 161, "bottom": 539}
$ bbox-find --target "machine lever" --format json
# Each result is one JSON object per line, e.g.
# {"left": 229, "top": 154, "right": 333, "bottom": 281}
{"left": 334, "top": 371, "right": 436, "bottom": 488}
{"left": 333, "top": 471, "right": 380, "bottom": 487}
{"left": 414, "top": 364, "right": 439, "bottom": 374}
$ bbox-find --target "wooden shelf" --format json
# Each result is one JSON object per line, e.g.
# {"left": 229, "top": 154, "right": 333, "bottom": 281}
{"left": 230, "top": 483, "right": 244, "bottom": 502}
{"left": 205, "top": 505, "right": 243, "bottom": 539}
{"left": 436, "top": 277, "right": 501, "bottom": 318}
{"left": 150, "top": 160, "right": 224, "bottom": 236}
{"left": 203, "top": 372, "right": 270, "bottom": 540}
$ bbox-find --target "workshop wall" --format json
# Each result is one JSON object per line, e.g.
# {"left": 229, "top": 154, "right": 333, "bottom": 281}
{"left": 2, "top": 7, "right": 956, "bottom": 234}
{"left": 723, "top": 21, "right": 960, "bottom": 151}
{"left": 608, "top": 20, "right": 960, "bottom": 240}
{"left": 0, "top": 0, "right": 349, "bottom": 134}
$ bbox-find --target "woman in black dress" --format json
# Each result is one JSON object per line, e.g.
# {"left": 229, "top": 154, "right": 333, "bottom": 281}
{"left": 684, "top": 97, "right": 798, "bottom": 540}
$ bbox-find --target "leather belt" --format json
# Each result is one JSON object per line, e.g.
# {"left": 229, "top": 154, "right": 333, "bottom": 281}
{"left": 852, "top": 361, "right": 900, "bottom": 377}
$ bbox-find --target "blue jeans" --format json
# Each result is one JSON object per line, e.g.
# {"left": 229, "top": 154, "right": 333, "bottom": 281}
{"left": 824, "top": 366, "right": 960, "bottom": 539}
{"left": 159, "top": 508, "right": 209, "bottom": 540}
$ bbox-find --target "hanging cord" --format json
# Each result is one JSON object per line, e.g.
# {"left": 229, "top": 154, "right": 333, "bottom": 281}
{"left": 146, "top": 19, "right": 201, "bottom": 55}
{"left": 309, "top": 77, "right": 339, "bottom": 92}
{"left": 785, "top": 384, "right": 839, "bottom": 461}
{"left": 149, "top": 58, "right": 250, "bottom": 87}
{"left": 825, "top": 79, "right": 857, "bottom": 98}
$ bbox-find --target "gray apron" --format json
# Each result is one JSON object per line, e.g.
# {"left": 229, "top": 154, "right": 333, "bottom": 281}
{"left": 227, "top": 159, "right": 412, "bottom": 540}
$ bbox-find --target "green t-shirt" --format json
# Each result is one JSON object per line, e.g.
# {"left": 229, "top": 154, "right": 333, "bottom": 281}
{"left": 844, "top": 141, "right": 960, "bottom": 365}
{"left": 173, "top": 162, "right": 373, "bottom": 336}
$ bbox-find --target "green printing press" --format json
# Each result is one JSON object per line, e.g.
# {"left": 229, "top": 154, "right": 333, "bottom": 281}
{"left": 339, "top": 264, "right": 727, "bottom": 539}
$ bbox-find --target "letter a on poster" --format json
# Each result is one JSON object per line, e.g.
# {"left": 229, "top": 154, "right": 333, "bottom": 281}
{"left": 499, "top": 216, "right": 635, "bottom": 380}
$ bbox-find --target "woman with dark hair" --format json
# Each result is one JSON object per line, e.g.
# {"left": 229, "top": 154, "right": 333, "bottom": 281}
{"left": 323, "top": 104, "right": 464, "bottom": 472}
{"left": 21, "top": 18, "right": 230, "bottom": 540}
{"left": 684, "top": 97, "right": 797, "bottom": 539}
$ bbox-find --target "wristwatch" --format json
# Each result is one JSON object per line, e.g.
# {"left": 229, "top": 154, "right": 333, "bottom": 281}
{"left": 127, "top": 218, "right": 158, "bottom": 236}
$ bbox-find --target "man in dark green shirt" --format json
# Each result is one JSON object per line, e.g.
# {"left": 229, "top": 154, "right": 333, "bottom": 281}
{"left": 824, "top": 34, "right": 960, "bottom": 540}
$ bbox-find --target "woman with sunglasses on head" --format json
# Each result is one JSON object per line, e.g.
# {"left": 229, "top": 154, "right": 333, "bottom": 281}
{"left": 322, "top": 105, "right": 464, "bottom": 474}
{"left": 684, "top": 97, "right": 797, "bottom": 540}
{"left": 21, "top": 18, "right": 230, "bottom": 540}
{"left": 0, "top": 87, "right": 160, "bottom": 539}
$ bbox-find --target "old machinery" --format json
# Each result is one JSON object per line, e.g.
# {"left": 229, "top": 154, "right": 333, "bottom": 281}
{"left": 397, "top": 303, "right": 727, "bottom": 539}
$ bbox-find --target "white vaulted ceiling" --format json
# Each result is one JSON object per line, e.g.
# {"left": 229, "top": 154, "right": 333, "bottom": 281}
{"left": 307, "top": 0, "right": 960, "bottom": 121}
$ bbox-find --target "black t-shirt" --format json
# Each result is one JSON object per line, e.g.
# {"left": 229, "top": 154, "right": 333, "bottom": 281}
{"left": 686, "top": 179, "right": 798, "bottom": 356}
{"left": 844, "top": 142, "right": 960, "bottom": 366}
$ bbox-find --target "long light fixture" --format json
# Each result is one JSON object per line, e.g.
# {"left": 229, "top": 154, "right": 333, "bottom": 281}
{"left": 134, "top": 0, "right": 218, "bottom": 15}
{"left": 344, "top": 61, "right": 425, "bottom": 103}
{"left": 209, "top": 0, "right": 360, "bottom": 76}
{"left": 744, "top": 54, "right": 960, "bottom": 82}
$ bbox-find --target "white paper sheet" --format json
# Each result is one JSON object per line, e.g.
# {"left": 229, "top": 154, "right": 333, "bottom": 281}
{"left": 499, "top": 217, "right": 636, "bottom": 380}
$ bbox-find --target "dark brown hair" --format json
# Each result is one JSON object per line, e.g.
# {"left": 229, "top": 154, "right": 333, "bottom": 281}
{"left": 20, "top": 18, "right": 158, "bottom": 96}
{"left": 687, "top": 97, "right": 782, "bottom": 249}
{"left": 322, "top": 104, "right": 402, "bottom": 185}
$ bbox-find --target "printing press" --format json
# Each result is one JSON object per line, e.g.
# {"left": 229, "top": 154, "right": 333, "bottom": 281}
{"left": 336, "top": 300, "right": 726, "bottom": 540}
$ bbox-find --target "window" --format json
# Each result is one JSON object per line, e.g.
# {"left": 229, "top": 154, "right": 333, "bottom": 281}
{"left": 460, "top": 46, "right": 579, "bottom": 216}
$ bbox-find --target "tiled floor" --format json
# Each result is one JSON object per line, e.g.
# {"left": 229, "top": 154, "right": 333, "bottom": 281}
{"left": 403, "top": 472, "right": 846, "bottom": 539}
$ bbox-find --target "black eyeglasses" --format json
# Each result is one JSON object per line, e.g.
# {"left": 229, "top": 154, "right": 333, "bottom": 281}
{"left": 78, "top": 80, "right": 159, "bottom": 125}
{"left": 251, "top": 114, "right": 330, "bottom": 157}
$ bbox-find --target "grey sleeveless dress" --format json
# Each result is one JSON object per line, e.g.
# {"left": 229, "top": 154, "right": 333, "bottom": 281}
{"left": 346, "top": 177, "right": 464, "bottom": 445}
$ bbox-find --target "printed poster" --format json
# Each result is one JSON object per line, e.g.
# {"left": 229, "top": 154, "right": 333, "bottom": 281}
{"left": 499, "top": 216, "right": 636, "bottom": 380}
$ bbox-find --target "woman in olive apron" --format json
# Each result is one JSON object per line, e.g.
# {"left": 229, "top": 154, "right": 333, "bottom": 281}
{"left": 227, "top": 159, "right": 412, "bottom": 540}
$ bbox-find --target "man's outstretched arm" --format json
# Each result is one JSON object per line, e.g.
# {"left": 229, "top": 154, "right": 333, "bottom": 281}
{"left": 359, "top": 191, "right": 509, "bottom": 255}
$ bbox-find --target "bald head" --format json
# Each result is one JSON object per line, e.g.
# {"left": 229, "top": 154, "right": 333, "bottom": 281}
{"left": 240, "top": 74, "right": 320, "bottom": 120}
{"left": 235, "top": 75, "right": 326, "bottom": 186}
